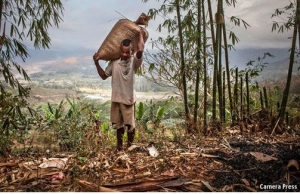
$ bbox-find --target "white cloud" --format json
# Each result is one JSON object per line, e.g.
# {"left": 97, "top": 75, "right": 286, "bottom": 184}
{"left": 24, "top": 0, "right": 296, "bottom": 66}
{"left": 46, "top": 0, "right": 163, "bottom": 52}
{"left": 224, "top": 0, "right": 294, "bottom": 49}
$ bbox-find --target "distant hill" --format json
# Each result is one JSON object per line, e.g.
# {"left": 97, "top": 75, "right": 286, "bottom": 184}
{"left": 23, "top": 56, "right": 104, "bottom": 77}
{"left": 228, "top": 47, "right": 291, "bottom": 69}
{"left": 22, "top": 47, "right": 300, "bottom": 83}
{"left": 255, "top": 56, "right": 300, "bottom": 82}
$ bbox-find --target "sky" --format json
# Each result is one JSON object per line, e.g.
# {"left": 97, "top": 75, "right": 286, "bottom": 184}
{"left": 23, "top": 0, "right": 294, "bottom": 67}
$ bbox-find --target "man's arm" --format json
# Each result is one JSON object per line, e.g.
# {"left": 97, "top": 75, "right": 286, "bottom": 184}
{"left": 93, "top": 53, "right": 108, "bottom": 80}
{"left": 136, "top": 28, "right": 145, "bottom": 59}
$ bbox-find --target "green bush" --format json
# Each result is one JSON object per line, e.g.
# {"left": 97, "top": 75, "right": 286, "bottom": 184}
{"left": 0, "top": 89, "right": 35, "bottom": 155}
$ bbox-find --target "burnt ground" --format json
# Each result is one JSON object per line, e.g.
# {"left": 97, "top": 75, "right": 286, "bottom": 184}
{"left": 209, "top": 139, "right": 300, "bottom": 192}
{"left": 0, "top": 132, "right": 300, "bottom": 192}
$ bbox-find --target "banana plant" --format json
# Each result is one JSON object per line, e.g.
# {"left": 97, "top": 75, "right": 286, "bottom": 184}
{"left": 136, "top": 100, "right": 171, "bottom": 134}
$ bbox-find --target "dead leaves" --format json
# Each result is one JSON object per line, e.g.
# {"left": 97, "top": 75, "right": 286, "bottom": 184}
{"left": 248, "top": 152, "right": 278, "bottom": 162}
{"left": 0, "top": 135, "right": 299, "bottom": 192}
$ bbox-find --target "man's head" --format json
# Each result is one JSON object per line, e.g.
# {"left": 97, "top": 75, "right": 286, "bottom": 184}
{"left": 120, "top": 39, "right": 134, "bottom": 61}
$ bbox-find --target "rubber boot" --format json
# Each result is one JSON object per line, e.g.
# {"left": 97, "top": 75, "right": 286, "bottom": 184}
{"left": 116, "top": 127, "right": 125, "bottom": 151}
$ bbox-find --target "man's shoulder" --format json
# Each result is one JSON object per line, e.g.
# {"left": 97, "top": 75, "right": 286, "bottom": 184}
{"left": 111, "top": 58, "right": 120, "bottom": 63}
{"left": 107, "top": 59, "right": 120, "bottom": 67}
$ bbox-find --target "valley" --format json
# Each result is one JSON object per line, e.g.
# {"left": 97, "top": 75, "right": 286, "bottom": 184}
{"left": 19, "top": 54, "right": 300, "bottom": 108}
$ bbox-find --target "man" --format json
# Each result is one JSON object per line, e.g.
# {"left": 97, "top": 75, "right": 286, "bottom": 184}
{"left": 93, "top": 28, "right": 144, "bottom": 151}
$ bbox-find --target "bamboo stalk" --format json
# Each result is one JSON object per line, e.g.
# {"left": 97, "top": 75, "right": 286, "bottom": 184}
{"left": 263, "top": 87, "right": 268, "bottom": 109}
{"left": 202, "top": 0, "right": 208, "bottom": 133}
{"left": 259, "top": 90, "right": 264, "bottom": 109}
{"left": 246, "top": 72, "right": 250, "bottom": 115}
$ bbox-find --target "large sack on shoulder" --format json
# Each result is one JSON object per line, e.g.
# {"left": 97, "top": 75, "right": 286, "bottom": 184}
{"left": 95, "top": 13, "right": 150, "bottom": 61}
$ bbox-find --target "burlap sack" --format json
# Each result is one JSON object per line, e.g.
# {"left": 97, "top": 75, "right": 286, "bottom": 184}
{"left": 95, "top": 13, "right": 150, "bottom": 61}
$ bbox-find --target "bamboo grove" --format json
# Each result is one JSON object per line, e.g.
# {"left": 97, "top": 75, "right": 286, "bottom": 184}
{"left": 142, "top": 0, "right": 300, "bottom": 134}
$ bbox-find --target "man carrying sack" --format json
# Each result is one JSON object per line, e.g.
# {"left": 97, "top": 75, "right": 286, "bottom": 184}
{"left": 93, "top": 28, "right": 145, "bottom": 152}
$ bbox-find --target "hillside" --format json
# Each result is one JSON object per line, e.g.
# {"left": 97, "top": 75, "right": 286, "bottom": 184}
{"left": 20, "top": 56, "right": 172, "bottom": 107}
{"left": 23, "top": 56, "right": 99, "bottom": 76}
{"left": 22, "top": 52, "right": 300, "bottom": 84}
{"left": 256, "top": 57, "right": 300, "bottom": 82}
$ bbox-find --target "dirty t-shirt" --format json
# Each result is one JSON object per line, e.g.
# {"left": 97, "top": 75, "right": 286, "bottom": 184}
{"left": 105, "top": 53, "right": 143, "bottom": 105}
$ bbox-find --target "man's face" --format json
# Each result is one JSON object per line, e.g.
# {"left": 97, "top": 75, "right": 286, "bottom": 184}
{"left": 120, "top": 45, "right": 133, "bottom": 61}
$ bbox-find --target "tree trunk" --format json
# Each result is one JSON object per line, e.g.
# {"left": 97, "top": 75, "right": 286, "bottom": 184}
{"left": 240, "top": 76, "right": 243, "bottom": 122}
{"left": 263, "top": 87, "right": 268, "bottom": 109}
{"left": 246, "top": 72, "right": 250, "bottom": 115}
{"left": 222, "top": 71, "right": 226, "bottom": 122}
{"left": 259, "top": 89, "right": 264, "bottom": 109}
{"left": 216, "top": 0, "right": 224, "bottom": 122}
{"left": 202, "top": 0, "right": 208, "bottom": 134}
{"left": 222, "top": 15, "right": 233, "bottom": 123}
{"left": 175, "top": 0, "right": 190, "bottom": 132}
{"left": 278, "top": 0, "right": 299, "bottom": 120}
{"left": 233, "top": 67, "right": 239, "bottom": 125}
{"left": 194, "top": 0, "right": 202, "bottom": 130}
{"left": 207, "top": 0, "right": 217, "bottom": 121}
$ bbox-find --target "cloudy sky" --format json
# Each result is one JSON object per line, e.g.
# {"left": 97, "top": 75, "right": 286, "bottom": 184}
{"left": 24, "top": 0, "right": 294, "bottom": 67}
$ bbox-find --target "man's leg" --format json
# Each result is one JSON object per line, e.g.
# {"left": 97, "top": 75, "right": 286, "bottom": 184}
{"left": 120, "top": 103, "right": 136, "bottom": 148}
{"left": 116, "top": 127, "right": 125, "bottom": 151}
{"left": 126, "top": 125, "right": 135, "bottom": 148}
{"left": 111, "top": 102, "right": 124, "bottom": 151}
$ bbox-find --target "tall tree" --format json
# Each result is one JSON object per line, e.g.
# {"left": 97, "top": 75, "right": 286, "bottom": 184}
{"left": 0, "top": 0, "right": 64, "bottom": 155}
{"left": 216, "top": 0, "right": 224, "bottom": 123}
{"left": 207, "top": 0, "right": 218, "bottom": 121}
{"left": 271, "top": 1, "right": 299, "bottom": 126}
{"left": 144, "top": 0, "right": 249, "bottom": 132}
{"left": 202, "top": 0, "right": 208, "bottom": 133}
{"left": 194, "top": 0, "right": 202, "bottom": 129}
{"left": 175, "top": 0, "right": 190, "bottom": 128}
{"left": 143, "top": 0, "right": 196, "bottom": 132}
{"left": 278, "top": 0, "right": 299, "bottom": 121}
{"left": 221, "top": 2, "right": 233, "bottom": 123}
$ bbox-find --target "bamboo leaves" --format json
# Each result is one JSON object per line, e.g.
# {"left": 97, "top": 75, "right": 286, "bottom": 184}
{"left": 229, "top": 16, "right": 250, "bottom": 29}
{"left": 1, "top": 0, "right": 64, "bottom": 96}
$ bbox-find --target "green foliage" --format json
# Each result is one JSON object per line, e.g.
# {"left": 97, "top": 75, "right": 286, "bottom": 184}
{"left": 0, "top": 0, "right": 64, "bottom": 155}
{"left": 156, "top": 106, "right": 166, "bottom": 122}
{"left": 271, "top": 2, "right": 295, "bottom": 33}
{"left": 239, "top": 52, "right": 274, "bottom": 79}
{"left": 0, "top": 89, "right": 35, "bottom": 155}
{"left": 228, "top": 16, "right": 250, "bottom": 45}
{"left": 271, "top": 1, "right": 299, "bottom": 120}
{"left": 101, "top": 121, "right": 109, "bottom": 133}
{"left": 136, "top": 99, "right": 181, "bottom": 133}
{"left": 39, "top": 98, "right": 91, "bottom": 151}
{"left": 38, "top": 98, "right": 120, "bottom": 152}
{"left": 136, "top": 101, "right": 145, "bottom": 121}
{"left": 0, "top": 0, "right": 64, "bottom": 96}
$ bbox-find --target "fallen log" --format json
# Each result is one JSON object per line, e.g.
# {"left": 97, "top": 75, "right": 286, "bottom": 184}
{"left": 103, "top": 177, "right": 179, "bottom": 192}
{"left": 79, "top": 177, "right": 189, "bottom": 192}
{"left": 0, "top": 162, "right": 19, "bottom": 167}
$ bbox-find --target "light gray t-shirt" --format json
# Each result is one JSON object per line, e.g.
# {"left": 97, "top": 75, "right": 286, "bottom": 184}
{"left": 105, "top": 53, "right": 143, "bottom": 105}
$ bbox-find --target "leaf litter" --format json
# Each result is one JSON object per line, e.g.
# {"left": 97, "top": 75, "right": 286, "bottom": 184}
{"left": 0, "top": 131, "right": 300, "bottom": 192}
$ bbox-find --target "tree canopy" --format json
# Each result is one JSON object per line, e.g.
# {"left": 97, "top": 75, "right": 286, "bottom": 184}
{"left": 0, "top": 0, "right": 64, "bottom": 96}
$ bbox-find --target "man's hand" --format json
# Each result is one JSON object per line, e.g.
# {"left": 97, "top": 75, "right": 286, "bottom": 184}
{"left": 136, "top": 28, "right": 145, "bottom": 59}
{"left": 93, "top": 53, "right": 99, "bottom": 64}
{"left": 93, "top": 53, "right": 108, "bottom": 80}
{"left": 139, "top": 28, "right": 145, "bottom": 41}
